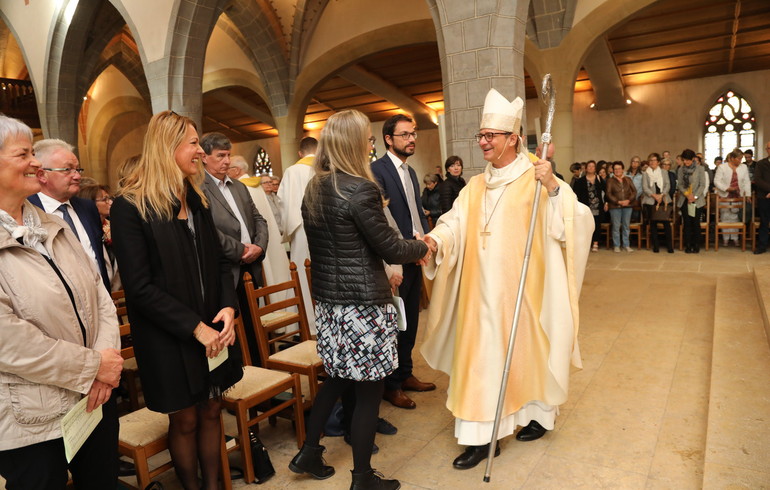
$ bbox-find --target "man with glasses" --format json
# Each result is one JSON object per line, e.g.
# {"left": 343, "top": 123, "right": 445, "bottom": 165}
{"left": 371, "top": 114, "right": 435, "bottom": 410}
{"left": 28, "top": 139, "right": 110, "bottom": 291}
{"left": 420, "top": 89, "right": 593, "bottom": 469}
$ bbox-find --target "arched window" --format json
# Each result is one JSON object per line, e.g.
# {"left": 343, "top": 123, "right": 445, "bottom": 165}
{"left": 704, "top": 90, "right": 756, "bottom": 166}
{"left": 254, "top": 147, "right": 273, "bottom": 176}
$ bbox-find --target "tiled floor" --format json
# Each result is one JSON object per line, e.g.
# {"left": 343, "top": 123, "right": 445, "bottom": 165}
{"left": 7, "top": 246, "right": 770, "bottom": 490}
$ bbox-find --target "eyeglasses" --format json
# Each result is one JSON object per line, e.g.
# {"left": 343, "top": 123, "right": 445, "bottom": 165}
{"left": 95, "top": 196, "right": 114, "bottom": 203}
{"left": 392, "top": 132, "right": 417, "bottom": 140}
{"left": 368, "top": 136, "right": 376, "bottom": 145}
{"left": 474, "top": 132, "right": 511, "bottom": 143}
{"left": 43, "top": 167, "right": 84, "bottom": 175}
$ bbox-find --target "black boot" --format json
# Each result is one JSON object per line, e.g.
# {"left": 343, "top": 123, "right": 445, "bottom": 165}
{"left": 350, "top": 469, "right": 400, "bottom": 490}
{"left": 288, "top": 444, "right": 335, "bottom": 480}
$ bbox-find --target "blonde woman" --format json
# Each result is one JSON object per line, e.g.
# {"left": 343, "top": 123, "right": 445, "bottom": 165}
{"left": 111, "top": 111, "right": 242, "bottom": 490}
{"left": 289, "top": 110, "right": 429, "bottom": 490}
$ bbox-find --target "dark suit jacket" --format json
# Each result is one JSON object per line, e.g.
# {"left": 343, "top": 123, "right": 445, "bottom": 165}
{"left": 371, "top": 155, "right": 430, "bottom": 239}
{"left": 202, "top": 173, "right": 268, "bottom": 285}
{"left": 28, "top": 193, "right": 110, "bottom": 291}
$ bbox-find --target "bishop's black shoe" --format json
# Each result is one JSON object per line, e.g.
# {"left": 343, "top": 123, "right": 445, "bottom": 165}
{"left": 515, "top": 420, "right": 547, "bottom": 441}
{"left": 452, "top": 444, "right": 500, "bottom": 470}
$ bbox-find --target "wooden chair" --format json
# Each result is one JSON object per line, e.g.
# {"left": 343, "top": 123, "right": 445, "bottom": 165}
{"left": 221, "top": 316, "right": 305, "bottom": 484}
{"left": 111, "top": 290, "right": 142, "bottom": 411}
{"left": 628, "top": 209, "right": 645, "bottom": 249}
{"left": 243, "top": 263, "right": 325, "bottom": 409}
{"left": 714, "top": 195, "right": 747, "bottom": 251}
{"left": 680, "top": 193, "right": 711, "bottom": 251}
{"left": 116, "top": 326, "right": 232, "bottom": 490}
{"left": 601, "top": 222, "right": 611, "bottom": 249}
{"left": 304, "top": 258, "right": 315, "bottom": 308}
{"left": 750, "top": 193, "right": 761, "bottom": 251}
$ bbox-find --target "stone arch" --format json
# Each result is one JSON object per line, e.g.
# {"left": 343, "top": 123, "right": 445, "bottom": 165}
{"left": 288, "top": 19, "right": 436, "bottom": 139}
{"left": 288, "top": 0, "right": 331, "bottom": 80}
{"left": 202, "top": 68, "right": 269, "bottom": 105}
{"left": 221, "top": 0, "right": 290, "bottom": 116}
{"left": 86, "top": 94, "right": 151, "bottom": 187}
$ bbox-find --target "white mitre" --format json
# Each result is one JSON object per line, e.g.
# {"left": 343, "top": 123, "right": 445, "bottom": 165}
{"left": 480, "top": 88, "right": 524, "bottom": 135}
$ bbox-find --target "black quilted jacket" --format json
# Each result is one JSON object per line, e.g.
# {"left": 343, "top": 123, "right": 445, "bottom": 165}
{"left": 301, "top": 172, "right": 428, "bottom": 305}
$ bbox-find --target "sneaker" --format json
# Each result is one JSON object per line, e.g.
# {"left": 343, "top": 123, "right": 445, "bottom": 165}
{"left": 614, "top": 247, "right": 621, "bottom": 253}
{"left": 625, "top": 247, "right": 634, "bottom": 253}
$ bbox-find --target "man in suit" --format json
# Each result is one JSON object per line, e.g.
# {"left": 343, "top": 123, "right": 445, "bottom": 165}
{"left": 201, "top": 132, "right": 269, "bottom": 362}
{"left": 371, "top": 114, "right": 436, "bottom": 410}
{"left": 29, "top": 139, "right": 111, "bottom": 291}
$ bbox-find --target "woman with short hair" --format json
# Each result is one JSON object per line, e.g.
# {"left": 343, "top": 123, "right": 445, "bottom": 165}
{"left": 573, "top": 160, "right": 605, "bottom": 252}
{"left": 421, "top": 173, "right": 442, "bottom": 226}
{"left": 289, "top": 109, "right": 428, "bottom": 490}
{"left": 714, "top": 148, "right": 751, "bottom": 246}
{"left": 111, "top": 111, "right": 243, "bottom": 490}
{"left": 439, "top": 155, "right": 466, "bottom": 213}
{"left": 606, "top": 161, "right": 637, "bottom": 252}
{"left": 642, "top": 152, "right": 673, "bottom": 253}
{"left": 0, "top": 115, "right": 123, "bottom": 489}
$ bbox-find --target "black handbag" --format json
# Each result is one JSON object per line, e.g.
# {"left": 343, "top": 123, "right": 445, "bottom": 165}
{"left": 651, "top": 202, "right": 673, "bottom": 221}
{"left": 249, "top": 429, "right": 275, "bottom": 484}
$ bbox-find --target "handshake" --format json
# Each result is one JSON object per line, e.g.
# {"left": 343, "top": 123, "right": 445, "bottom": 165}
{"left": 415, "top": 233, "right": 438, "bottom": 266}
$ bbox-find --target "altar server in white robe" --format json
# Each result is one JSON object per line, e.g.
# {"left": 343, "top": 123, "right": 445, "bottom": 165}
{"left": 421, "top": 89, "right": 593, "bottom": 470}
{"left": 277, "top": 137, "right": 317, "bottom": 330}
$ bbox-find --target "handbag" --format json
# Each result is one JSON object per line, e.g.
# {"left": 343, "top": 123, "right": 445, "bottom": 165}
{"left": 651, "top": 202, "right": 673, "bottom": 221}
{"left": 249, "top": 429, "right": 275, "bottom": 484}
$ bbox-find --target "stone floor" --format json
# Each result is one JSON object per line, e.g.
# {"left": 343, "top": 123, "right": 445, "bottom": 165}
{"left": 7, "top": 245, "right": 770, "bottom": 490}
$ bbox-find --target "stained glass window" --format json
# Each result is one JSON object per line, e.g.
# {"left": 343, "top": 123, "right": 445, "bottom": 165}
{"left": 254, "top": 147, "right": 273, "bottom": 176}
{"left": 704, "top": 90, "right": 755, "bottom": 166}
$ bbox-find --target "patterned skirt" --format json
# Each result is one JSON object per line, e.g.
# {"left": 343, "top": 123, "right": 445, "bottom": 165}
{"left": 315, "top": 302, "right": 398, "bottom": 381}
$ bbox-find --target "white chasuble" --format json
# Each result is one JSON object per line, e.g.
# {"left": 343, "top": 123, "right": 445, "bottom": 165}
{"left": 277, "top": 159, "right": 316, "bottom": 330}
{"left": 422, "top": 153, "right": 593, "bottom": 444}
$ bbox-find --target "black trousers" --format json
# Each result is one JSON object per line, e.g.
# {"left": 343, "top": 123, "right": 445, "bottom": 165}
{"left": 680, "top": 204, "right": 703, "bottom": 250}
{"left": 384, "top": 263, "right": 422, "bottom": 391}
{"left": 644, "top": 204, "right": 672, "bottom": 250}
{"left": 236, "top": 265, "right": 262, "bottom": 366}
{"left": 0, "top": 394, "right": 119, "bottom": 490}
{"left": 757, "top": 198, "right": 770, "bottom": 250}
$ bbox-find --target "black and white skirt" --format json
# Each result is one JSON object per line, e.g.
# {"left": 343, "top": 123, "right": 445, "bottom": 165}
{"left": 315, "top": 302, "right": 398, "bottom": 381}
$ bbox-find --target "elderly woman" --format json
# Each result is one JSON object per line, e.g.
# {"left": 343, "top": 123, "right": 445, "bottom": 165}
{"left": 573, "top": 160, "right": 605, "bottom": 252}
{"left": 421, "top": 173, "right": 442, "bottom": 226}
{"left": 677, "top": 149, "right": 708, "bottom": 254}
{"left": 642, "top": 153, "right": 674, "bottom": 253}
{"left": 78, "top": 182, "right": 121, "bottom": 290}
{"left": 714, "top": 148, "right": 751, "bottom": 246}
{"left": 0, "top": 115, "right": 123, "bottom": 488}
{"left": 289, "top": 109, "right": 428, "bottom": 490}
{"left": 661, "top": 158, "right": 677, "bottom": 199}
{"left": 439, "top": 155, "right": 466, "bottom": 213}
{"left": 606, "top": 161, "right": 637, "bottom": 253}
{"left": 111, "top": 111, "right": 243, "bottom": 490}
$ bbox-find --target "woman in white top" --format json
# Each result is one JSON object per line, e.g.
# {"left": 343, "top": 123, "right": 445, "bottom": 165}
{"left": 642, "top": 152, "right": 673, "bottom": 253}
{"left": 713, "top": 148, "right": 751, "bottom": 246}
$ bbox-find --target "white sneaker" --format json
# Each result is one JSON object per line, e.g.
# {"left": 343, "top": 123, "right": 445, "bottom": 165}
{"left": 614, "top": 247, "right": 621, "bottom": 253}
{"left": 625, "top": 247, "right": 635, "bottom": 253}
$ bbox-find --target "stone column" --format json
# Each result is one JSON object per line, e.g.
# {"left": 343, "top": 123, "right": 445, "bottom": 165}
{"left": 274, "top": 115, "right": 302, "bottom": 173}
{"left": 427, "top": 0, "right": 530, "bottom": 174}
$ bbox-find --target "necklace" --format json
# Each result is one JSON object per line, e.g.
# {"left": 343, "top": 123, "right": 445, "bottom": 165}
{"left": 481, "top": 184, "right": 510, "bottom": 249}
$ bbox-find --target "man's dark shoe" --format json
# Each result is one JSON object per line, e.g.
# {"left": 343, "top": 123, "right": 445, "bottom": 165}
{"left": 401, "top": 375, "right": 436, "bottom": 392}
{"left": 383, "top": 389, "right": 416, "bottom": 409}
{"left": 288, "top": 444, "right": 335, "bottom": 479}
{"left": 452, "top": 444, "right": 500, "bottom": 470}
{"left": 377, "top": 417, "right": 398, "bottom": 435}
{"left": 118, "top": 459, "right": 135, "bottom": 476}
{"left": 343, "top": 432, "right": 379, "bottom": 454}
{"left": 516, "top": 420, "right": 547, "bottom": 441}
{"left": 755, "top": 247, "right": 767, "bottom": 255}
{"left": 350, "top": 468, "right": 400, "bottom": 490}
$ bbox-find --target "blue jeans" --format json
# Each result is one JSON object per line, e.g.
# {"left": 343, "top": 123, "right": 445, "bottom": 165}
{"left": 610, "top": 207, "right": 632, "bottom": 248}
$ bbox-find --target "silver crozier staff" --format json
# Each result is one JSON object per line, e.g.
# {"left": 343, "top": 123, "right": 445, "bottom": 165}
{"left": 482, "top": 74, "right": 557, "bottom": 483}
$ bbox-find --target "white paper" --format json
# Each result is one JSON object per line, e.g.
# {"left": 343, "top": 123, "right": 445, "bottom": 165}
{"left": 392, "top": 295, "right": 407, "bottom": 332}
{"left": 61, "top": 395, "right": 103, "bottom": 463}
{"left": 208, "top": 347, "right": 229, "bottom": 371}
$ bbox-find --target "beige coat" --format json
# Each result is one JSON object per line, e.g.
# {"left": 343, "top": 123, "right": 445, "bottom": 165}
{"left": 0, "top": 204, "right": 119, "bottom": 450}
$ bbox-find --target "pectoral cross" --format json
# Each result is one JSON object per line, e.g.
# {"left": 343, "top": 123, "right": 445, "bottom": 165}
{"left": 480, "top": 230, "right": 491, "bottom": 249}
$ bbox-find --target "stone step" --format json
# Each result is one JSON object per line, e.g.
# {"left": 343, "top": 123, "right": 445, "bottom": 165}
{"left": 703, "top": 274, "right": 770, "bottom": 488}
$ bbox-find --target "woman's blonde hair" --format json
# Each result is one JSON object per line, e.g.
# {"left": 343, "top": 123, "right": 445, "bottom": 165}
{"left": 305, "top": 109, "right": 380, "bottom": 219}
{"left": 726, "top": 147, "right": 744, "bottom": 162}
{"left": 118, "top": 111, "right": 207, "bottom": 220}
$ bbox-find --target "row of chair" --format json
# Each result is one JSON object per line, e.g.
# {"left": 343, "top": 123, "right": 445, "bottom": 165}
{"left": 112, "top": 262, "right": 321, "bottom": 489}
{"left": 600, "top": 192, "right": 758, "bottom": 251}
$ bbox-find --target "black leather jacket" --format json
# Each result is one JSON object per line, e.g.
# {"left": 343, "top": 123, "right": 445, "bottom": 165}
{"left": 440, "top": 173, "right": 466, "bottom": 213}
{"left": 302, "top": 172, "right": 428, "bottom": 305}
